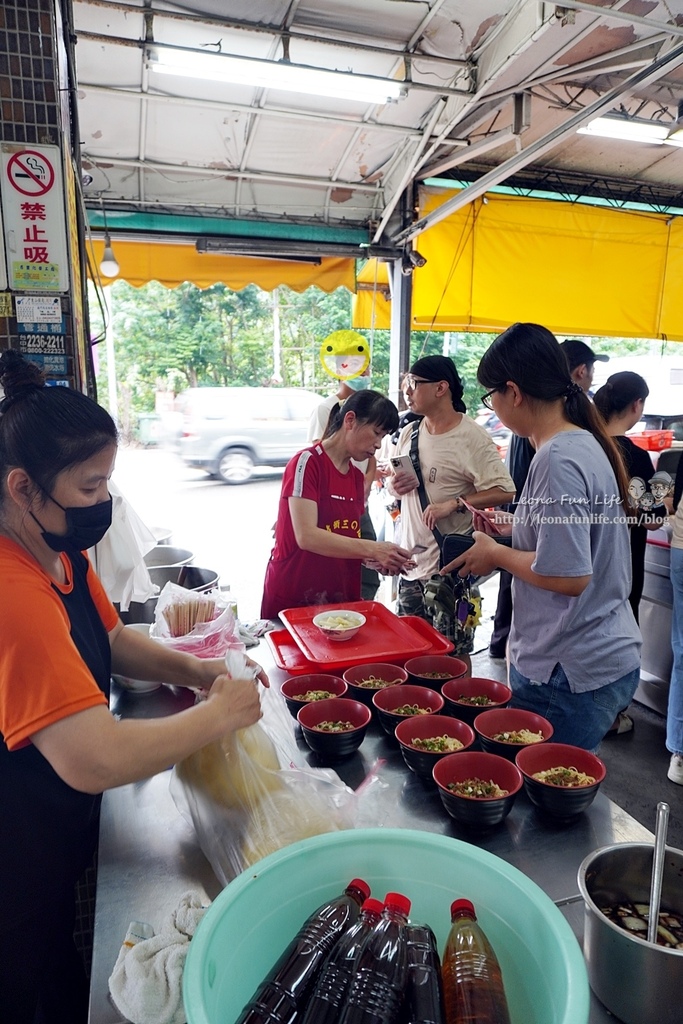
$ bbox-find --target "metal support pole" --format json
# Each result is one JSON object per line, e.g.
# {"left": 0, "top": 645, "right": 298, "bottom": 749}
{"left": 388, "top": 260, "right": 412, "bottom": 411}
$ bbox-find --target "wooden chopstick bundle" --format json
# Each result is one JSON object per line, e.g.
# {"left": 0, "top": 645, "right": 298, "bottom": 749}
{"left": 162, "top": 595, "right": 217, "bottom": 637}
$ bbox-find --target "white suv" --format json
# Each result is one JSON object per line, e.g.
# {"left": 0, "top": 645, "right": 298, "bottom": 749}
{"left": 176, "top": 386, "right": 323, "bottom": 483}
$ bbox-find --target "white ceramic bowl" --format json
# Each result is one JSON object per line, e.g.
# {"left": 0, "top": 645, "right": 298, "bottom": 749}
{"left": 312, "top": 609, "right": 366, "bottom": 642}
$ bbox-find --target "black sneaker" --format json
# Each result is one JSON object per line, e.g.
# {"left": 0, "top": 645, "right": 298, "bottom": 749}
{"left": 488, "top": 645, "right": 506, "bottom": 660}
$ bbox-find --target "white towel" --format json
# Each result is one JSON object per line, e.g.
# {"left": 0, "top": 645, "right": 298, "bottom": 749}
{"left": 108, "top": 891, "right": 208, "bottom": 1024}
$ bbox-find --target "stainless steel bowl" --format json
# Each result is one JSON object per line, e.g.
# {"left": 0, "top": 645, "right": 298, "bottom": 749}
{"left": 577, "top": 842, "right": 683, "bottom": 1024}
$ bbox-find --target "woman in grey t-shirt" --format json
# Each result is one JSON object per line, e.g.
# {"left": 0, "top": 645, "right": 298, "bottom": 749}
{"left": 441, "top": 322, "right": 641, "bottom": 751}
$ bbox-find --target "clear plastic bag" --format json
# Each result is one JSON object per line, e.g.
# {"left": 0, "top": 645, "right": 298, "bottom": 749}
{"left": 149, "top": 582, "right": 243, "bottom": 658}
{"left": 170, "top": 654, "right": 361, "bottom": 886}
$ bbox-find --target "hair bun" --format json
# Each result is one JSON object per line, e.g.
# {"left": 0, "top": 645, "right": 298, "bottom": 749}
{"left": 0, "top": 350, "right": 46, "bottom": 407}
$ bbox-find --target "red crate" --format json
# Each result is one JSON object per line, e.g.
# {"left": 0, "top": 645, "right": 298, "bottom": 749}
{"left": 629, "top": 430, "right": 673, "bottom": 452}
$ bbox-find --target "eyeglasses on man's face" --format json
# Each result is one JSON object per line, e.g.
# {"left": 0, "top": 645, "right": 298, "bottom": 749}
{"left": 402, "top": 375, "right": 435, "bottom": 392}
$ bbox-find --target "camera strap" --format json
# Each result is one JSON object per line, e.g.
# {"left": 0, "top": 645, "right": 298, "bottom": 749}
{"left": 409, "top": 421, "right": 444, "bottom": 550}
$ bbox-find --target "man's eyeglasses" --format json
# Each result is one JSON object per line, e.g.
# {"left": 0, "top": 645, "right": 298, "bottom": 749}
{"left": 480, "top": 388, "right": 499, "bottom": 410}
{"left": 402, "top": 375, "right": 435, "bottom": 392}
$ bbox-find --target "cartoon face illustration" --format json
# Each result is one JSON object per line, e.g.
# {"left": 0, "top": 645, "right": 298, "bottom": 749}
{"left": 639, "top": 492, "right": 656, "bottom": 512}
{"left": 319, "top": 330, "right": 371, "bottom": 380}
{"left": 628, "top": 477, "right": 646, "bottom": 503}
{"left": 649, "top": 471, "right": 673, "bottom": 503}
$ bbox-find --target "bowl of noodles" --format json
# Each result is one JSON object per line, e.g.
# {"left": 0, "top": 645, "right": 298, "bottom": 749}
{"left": 432, "top": 751, "right": 523, "bottom": 829}
{"left": 342, "top": 662, "right": 408, "bottom": 708}
{"left": 312, "top": 609, "right": 366, "bottom": 641}
{"left": 515, "top": 742, "right": 606, "bottom": 821}
{"left": 474, "top": 707, "right": 553, "bottom": 761}
{"left": 297, "top": 697, "right": 371, "bottom": 760}
{"left": 280, "top": 674, "right": 348, "bottom": 718}
{"left": 395, "top": 715, "right": 475, "bottom": 778}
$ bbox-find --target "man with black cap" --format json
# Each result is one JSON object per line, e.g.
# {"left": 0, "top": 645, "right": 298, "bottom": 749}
{"left": 560, "top": 339, "right": 609, "bottom": 395}
{"left": 387, "top": 355, "right": 515, "bottom": 671}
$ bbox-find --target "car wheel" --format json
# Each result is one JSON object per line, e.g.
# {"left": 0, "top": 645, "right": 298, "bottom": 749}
{"left": 217, "top": 448, "right": 255, "bottom": 484}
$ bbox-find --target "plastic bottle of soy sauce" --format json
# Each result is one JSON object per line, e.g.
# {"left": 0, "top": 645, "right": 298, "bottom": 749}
{"left": 441, "top": 899, "right": 511, "bottom": 1024}
{"left": 300, "top": 897, "right": 385, "bottom": 1024}
{"left": 236, "top": 878, "right": 371, "bottom": 1024}
{"left": 337, "top": 891, "right": 412, "bottom": 1024}
{"left": 403, "top": 924, "right": 445, "bottom": 1024}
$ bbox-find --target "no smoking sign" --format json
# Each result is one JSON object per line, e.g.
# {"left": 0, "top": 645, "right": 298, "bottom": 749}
{"left": 7, "top": 150, "right": 55, "bottom": 196}
{"left": 1, "top": 143, "right": 68, "bottom": 292}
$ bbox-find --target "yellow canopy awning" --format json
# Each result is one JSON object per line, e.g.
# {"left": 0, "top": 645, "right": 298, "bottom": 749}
{"left": 353, "top": 188, "right": 683, "bottom": 340}
{"left": 89, "top": 239, "right": 357, "bottom": 293}
{"left": 355, "top": 259, "right": 391, "bottom": 329}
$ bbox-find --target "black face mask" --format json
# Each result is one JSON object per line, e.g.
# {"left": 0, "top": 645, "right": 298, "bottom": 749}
{"left": 31, "top": 494, "right": 113, "bottom": 554}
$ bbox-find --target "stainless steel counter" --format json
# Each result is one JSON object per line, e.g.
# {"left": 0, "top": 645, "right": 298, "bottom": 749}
{"left": 90, "top": 643, "right": 654, "bottom": 1024}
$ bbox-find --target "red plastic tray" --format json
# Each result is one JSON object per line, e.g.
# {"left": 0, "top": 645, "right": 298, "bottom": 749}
{"left": 266, "top": 613, "right": 453, "bottom": 675}
{"left": 279, "top": 600, "right": 432, "bottom": 665}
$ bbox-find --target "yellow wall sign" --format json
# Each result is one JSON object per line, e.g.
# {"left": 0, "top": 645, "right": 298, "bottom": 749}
{"left": 319, "top": 330, "right": 370, "bottom": 380}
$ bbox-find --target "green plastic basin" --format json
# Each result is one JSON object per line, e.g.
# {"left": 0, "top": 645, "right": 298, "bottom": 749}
{"left": 184, "top": 828, "right": 588, "bottom": 1024}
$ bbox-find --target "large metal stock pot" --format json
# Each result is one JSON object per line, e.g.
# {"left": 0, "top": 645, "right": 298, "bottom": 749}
{"left": 578, "top": 842, "right": 683, "bottom": 1024}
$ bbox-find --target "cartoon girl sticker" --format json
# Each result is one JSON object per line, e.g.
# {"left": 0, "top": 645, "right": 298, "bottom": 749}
{"left": 319, "top": 330, "right": 371, "bottom": 381}
{"left": 628, "top": 477, "right": 646, "bottom": 507}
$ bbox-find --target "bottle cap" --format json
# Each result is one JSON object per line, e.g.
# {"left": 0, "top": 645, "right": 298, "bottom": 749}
{"left": 348, "top": 878, "right": 371, "bottom": 900}
{"left": 450, "top": 898, "right": 476, "bottom": 919}
{"left": 362, "top": 898, "right": 384, "bottom": 915}
{"left": 384, "top": 892, "right": 411, "bottom": 916}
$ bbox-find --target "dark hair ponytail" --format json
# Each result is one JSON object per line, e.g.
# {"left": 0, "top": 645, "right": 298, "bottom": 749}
{"left": 478, "top": 323, "right": 630, "bottom": 508}
{"left": 0, "top": 349, "right": 118, "bottom": 502}
{"left": 322, "top": 388, "right": 398, "bottom": 440}
{"left": 593, "top": 371, "right": 649, "bottom": 422}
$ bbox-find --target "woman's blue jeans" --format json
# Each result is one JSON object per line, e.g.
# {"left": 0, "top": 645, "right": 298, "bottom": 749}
{"left": 509, "top": 661, "right": 640, "bottom": 752}
{"left": 667, "top": 546, "right": 683, "bottom": 756}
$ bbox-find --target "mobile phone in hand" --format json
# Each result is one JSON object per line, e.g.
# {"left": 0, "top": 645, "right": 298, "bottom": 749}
{"left": 458, "top": 498, "right": 502, "bottom": 535}
{"left": 390, "top": 454, "right": 419, "bottom": 487}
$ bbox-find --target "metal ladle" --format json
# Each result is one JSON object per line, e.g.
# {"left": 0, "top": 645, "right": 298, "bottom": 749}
{"left": 647, "top": 800, "right": 670, "bottom": 945}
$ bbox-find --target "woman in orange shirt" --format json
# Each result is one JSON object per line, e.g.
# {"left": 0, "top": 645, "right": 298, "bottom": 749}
{"left": 0, "top": 350, "right": 267, "bottom": 1023}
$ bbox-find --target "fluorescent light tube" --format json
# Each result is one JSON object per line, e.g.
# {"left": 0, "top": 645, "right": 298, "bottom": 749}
{"left": 149, "top": 50, "right": 404, "bottom": 105}
{"left": 665, "top": 127, "right": 683, "bottom": 147}
{"left": 577, "top": 116, "right": 670, "bottom": 144}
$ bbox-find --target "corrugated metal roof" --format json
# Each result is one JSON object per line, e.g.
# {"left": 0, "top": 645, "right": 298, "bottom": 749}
{"left": 74, "top": 0, "right": 683, "bottom": 252}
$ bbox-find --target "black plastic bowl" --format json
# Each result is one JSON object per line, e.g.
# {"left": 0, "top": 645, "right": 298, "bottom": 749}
{"left": 395, "top": 715, "right": 475, "bottom": 779}
{"left": 433, "top": 750, "right": 523, "bottom": 829}
{"left": 441, "top": 676, "right": 512, "bottom": 726}
{"left": 342, "top": 663, "right": 408, "bottom": 709}
{"left": 474, "top": 707, "right": 553, "bottom": 761}
{"left": 297, "top": 697, "right": 371, "bottom": 760}
{"left": 515, "top": 742, "right": 606, "bottom": 821}
{"left": 280, "top": 674, "right": 347, "bottom": 719}
{"left": 404, "top": 654, "right": 468, "bottom": 689}
{"left": 372, "top": 683, "right": 444, "bottom": 738}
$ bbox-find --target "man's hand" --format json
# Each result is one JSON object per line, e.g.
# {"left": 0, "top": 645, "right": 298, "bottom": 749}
{"left": 390, "top": 469, "right": 419, "bottom": 497}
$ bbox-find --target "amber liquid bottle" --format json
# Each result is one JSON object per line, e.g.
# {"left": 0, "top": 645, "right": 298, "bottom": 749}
{"left": 441, "top": 899, "right": 511, "bottom": 1024}
{"left": 236, "top": 878, "right": 371, "bottom": 1024}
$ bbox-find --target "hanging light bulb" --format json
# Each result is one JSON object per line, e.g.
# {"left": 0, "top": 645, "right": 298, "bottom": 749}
{"left": 100, "top": 229, "right": 120, "bottom": 278}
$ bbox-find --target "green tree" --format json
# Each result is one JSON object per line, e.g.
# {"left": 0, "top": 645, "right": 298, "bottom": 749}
{"left": 90, "top": 274, "right": 683, "bottom": 439}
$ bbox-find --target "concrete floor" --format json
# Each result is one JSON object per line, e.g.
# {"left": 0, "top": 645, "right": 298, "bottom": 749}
{"left": 472, "top": 577, "right": 683, "bottom": 850}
